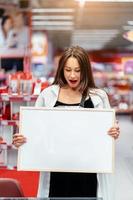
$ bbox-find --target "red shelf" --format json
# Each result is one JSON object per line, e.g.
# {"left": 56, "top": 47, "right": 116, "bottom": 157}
{"left": 116, "top": 108, "right": 133, "bottom": 115}
{"left": 0, "top": 120, "right": 18, "bottom": 126}
{"left": 0, "top": 94, "right": 38, "bottom": 102}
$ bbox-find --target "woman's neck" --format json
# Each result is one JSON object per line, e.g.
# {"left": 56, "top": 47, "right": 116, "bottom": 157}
{"left": 58, "top": 86, "right": 82, "bottom": 104}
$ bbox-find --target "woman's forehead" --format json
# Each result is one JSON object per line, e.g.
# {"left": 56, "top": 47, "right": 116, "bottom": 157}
{"left": 65, "top": 57, "right": 80, "bottom": 66}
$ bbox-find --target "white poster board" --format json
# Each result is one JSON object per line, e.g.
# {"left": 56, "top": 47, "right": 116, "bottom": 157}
{"left": 17, "top": 107, "right": 115, "bottom": 173}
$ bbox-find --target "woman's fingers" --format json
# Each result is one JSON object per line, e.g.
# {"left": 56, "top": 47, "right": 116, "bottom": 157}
{"left": 13, "top": 134, "right": 26, "bottom": 143}
{"left": 13, "top": 134, "right": 25, "bottom": 139}
{"left": 13, "top": 137, "right": 26, "bottom": 144}
{"left": 12, "top": 134, "right": 26, "bottom": 147}
{"left": 108, "top": 129, "right": 120, "bottom": 139}
{"left": 108, "top": 121, "right": 120, "bottom": 139}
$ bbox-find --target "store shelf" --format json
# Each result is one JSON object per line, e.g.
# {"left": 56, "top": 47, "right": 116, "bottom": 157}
{"left": 116, "top": 108, "right": 133, "bottom": 115}
{"left": 0, "top": 94, "right": 38, "bottom": 102}
{"left": 0, "top": 165, "right": 16, "bottom": 170}
{"left": 0, "top": 120, "right": 18, "bottom": 126}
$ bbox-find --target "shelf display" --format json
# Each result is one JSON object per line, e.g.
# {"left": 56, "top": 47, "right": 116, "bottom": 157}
{"left": 0, "top": 72, "right": 42, "bottom": 168}
{"left": 0, "top": 140, "right": 7, "bottom": 167}
{"left": 0, "top": 68, "right": 133, "bottom": 168}
{"left": 0, "top": 95, "right": 37, "bottom": 168}
{"left": 106, "top": 77, "right": 133, "bottom": 112}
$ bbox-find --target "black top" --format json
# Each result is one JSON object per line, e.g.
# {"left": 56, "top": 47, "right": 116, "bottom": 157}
{"left": 54, "top": 97, "right": 94, "bottom": 108}
{"left": 49, "top": 97, "right": 97, "bottom": 197}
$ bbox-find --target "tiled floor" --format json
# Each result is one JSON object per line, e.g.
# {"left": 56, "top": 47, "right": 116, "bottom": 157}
{"left": 115, "top": 115, "right": 133, "bottom": 200}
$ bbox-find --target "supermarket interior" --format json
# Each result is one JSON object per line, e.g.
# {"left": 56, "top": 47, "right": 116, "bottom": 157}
{"left": 0, "top": 0, "right": 133, "bottom": 200}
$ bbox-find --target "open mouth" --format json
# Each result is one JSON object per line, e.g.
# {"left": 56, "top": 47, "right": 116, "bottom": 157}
{"left": 69, "top": 80, "right": 78, "bottom": 84}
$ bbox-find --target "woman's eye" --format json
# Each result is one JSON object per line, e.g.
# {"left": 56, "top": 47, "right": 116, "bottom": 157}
{"left": 75, "top": 70, "right": 80, "bottom": 72}
{"left": 65, "top": 69, "right": 71, "bottom": 72}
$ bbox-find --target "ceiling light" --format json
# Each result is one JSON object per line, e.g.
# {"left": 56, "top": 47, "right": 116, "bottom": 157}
{"left": 72, "top": 37, "right": 116, "bottom": 40}
{"left": 71, "top": 41, "right": 105, "bottom": 50}
{"left": 32, "top": 21, "right": 74, "bottom": 26}
{"left": 73, "top": 29, "right": 119, "bottom": 35}
{"left": 72, "top": 38, "right": 114, "bottom": 43}
{"left": 127, "top": 21, "right": 133, "bottom": 26}
{"left": 123, "top": 25, "right": 133, "bottom": 30}
{"left": 71, "top": 29, "right": 119, "bottom": 50}
{"left": 77, "top": 0, "right": 86, "bottom": 6}
{"left": 32, "top": 8, "right": 74, "bottom": 13}
{"left": 32, "top": 26, "right": 74, "bottom": 31}
{"left": 32, "top": 15, "right": 74, "bottom": 20}
{"left": 76, "top": 0, "right": 133, "bottom": 1}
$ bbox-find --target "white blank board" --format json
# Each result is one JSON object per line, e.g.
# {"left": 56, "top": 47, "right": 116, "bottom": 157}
{"left": 18, "top": 107, "right": 115, "bottom": 173}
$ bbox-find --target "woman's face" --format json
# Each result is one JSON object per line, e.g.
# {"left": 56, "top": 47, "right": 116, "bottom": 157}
{"left": 64, "top": 57, "right": 81, "bottom": 90}
{"left": 4, "top": 18, "right": 13, "bottom": 32}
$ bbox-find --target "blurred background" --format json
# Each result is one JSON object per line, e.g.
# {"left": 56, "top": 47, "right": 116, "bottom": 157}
{"left": 0, "top": 0, "right": 133, "bottom": 111}
{"left": 0, "top": 0, "right": 133, "bottom": 199}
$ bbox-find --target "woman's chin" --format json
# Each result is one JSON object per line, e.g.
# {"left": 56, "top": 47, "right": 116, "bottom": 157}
{"left": 69, "top": 85, "right": 79, "bottom": 90}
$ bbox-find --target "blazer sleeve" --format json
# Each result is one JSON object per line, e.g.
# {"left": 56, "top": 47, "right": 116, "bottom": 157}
{"left": 93, "top": 89, "right": 111, "bottom": 109}
{"left": 35, "top": 93, "right": 45, "bottom": 107}
{"left": 102, "top": 90, "right": 111, "bottom": 109}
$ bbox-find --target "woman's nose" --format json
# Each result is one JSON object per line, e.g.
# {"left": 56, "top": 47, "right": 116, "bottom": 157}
{"left": 70, "top": 71, "right": 75, "bottom": 77}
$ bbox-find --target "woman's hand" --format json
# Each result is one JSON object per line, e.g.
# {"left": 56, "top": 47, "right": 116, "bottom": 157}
{"left": 12, "top": 134, "right": 27, "bottom": 148}
{"left": 108, "top": 121, "right": 120, "bottom": 139}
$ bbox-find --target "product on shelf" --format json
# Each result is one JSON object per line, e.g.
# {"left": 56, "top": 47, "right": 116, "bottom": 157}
{"left": 8, "top": 74, "right": 18, "bottom": 94}
{"left": 0, "top": 86, "right": 8, "bottom": 94}
{"left": 0, "top": 140, "right": 7, "bottom": 166}
{"left": 33, "top": 79, "right": 49, "bottom": 95}
{"left": 0, "top": 73, "right": 49, "bottom": 168}
{"left": 19, "top": 73, "right": 33, "bottom": 95}
{"left": 8, "top": 72, "right": 34, "bottom": 95}
{"left": 12, "top": 112, "right": 19, "bottom": 121}
{"left": 8, "top": 72, "right": 50, "bottom": 96}
{"left": 105, "top": 76, "right": 133, "bottom": 110}
{"left": 2, "top": 102, "right": 11, "bottom": 120}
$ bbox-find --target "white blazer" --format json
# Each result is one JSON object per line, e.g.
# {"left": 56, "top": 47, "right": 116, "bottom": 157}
{"left": 35, "top": 84, "right": 115, "bottom": 200}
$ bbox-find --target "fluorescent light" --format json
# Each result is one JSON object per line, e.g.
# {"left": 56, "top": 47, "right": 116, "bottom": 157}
{"left": 32, "top": 15, "right": 74, "bottom": 20}
{"left": 123, "top": 25, "right": 133, "bottom": 30}
{"left": 32, "top": 26, "right": 74, "bottom": 31}
{"left": 72, "top": 36, "right": 112, "bottom": 41}
{"left": 71, "top": 42, "right": 105, "bottom": 50}
{"left": 71, "top": 29, "right": 119, "bottom": 49}
{"left": 73, "top": 29, "right": 119, "bottom": 35}
{"left": 32, "top": 8, "right": 74, "bottom": 13}
{"left": 76, "top": 0, "right": 133, "bottom": 2}
{"left": 32, "top": 21, "right": 74, "bottom": 26}
{"left": 72, "top": 38, "right": 114, "bottom": 43}
{"left": 77, "top": 0, "right": 86, "bottom": 6}
{"left": 127, "top": 21, "right": 133, "bottom": 26}
{"left": 72, "top": 35, "right": 118, "bottom": 37}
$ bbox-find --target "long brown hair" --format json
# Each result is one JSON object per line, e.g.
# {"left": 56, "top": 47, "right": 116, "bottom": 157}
{"left": 53, "top": 46, "right": 96, "bottom": 97}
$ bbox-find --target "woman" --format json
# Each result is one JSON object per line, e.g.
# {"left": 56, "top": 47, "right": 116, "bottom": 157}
{"left": 13, "top": 46, "right": 120, "bottom": 199}
{"left": 0, "top": 15, "right": 13, "bottom": 47}
{"left": 7, "top": 12, "right": 30, "bottom": 49}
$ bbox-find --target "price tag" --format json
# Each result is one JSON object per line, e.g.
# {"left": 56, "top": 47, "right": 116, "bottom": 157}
{"left": 1, "top": 120, "right": 8, "bottom": 126}
{"left": 1, "top": 95, "right": 9, "bottom": 101}
{"left": 24, "top": 96, "right": 31, "bottom": 101}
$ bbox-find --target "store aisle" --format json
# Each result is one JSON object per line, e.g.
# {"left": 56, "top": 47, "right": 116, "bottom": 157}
{"left": 115, "top": 115, "right": 133, "bottom": 200}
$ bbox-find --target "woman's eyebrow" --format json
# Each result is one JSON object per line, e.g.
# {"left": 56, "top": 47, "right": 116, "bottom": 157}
{"left": 65, "top": 66, "right": 80, "bottom": 69}
{"left": 64, "top": 66, "right": 70, "bottom": 68}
